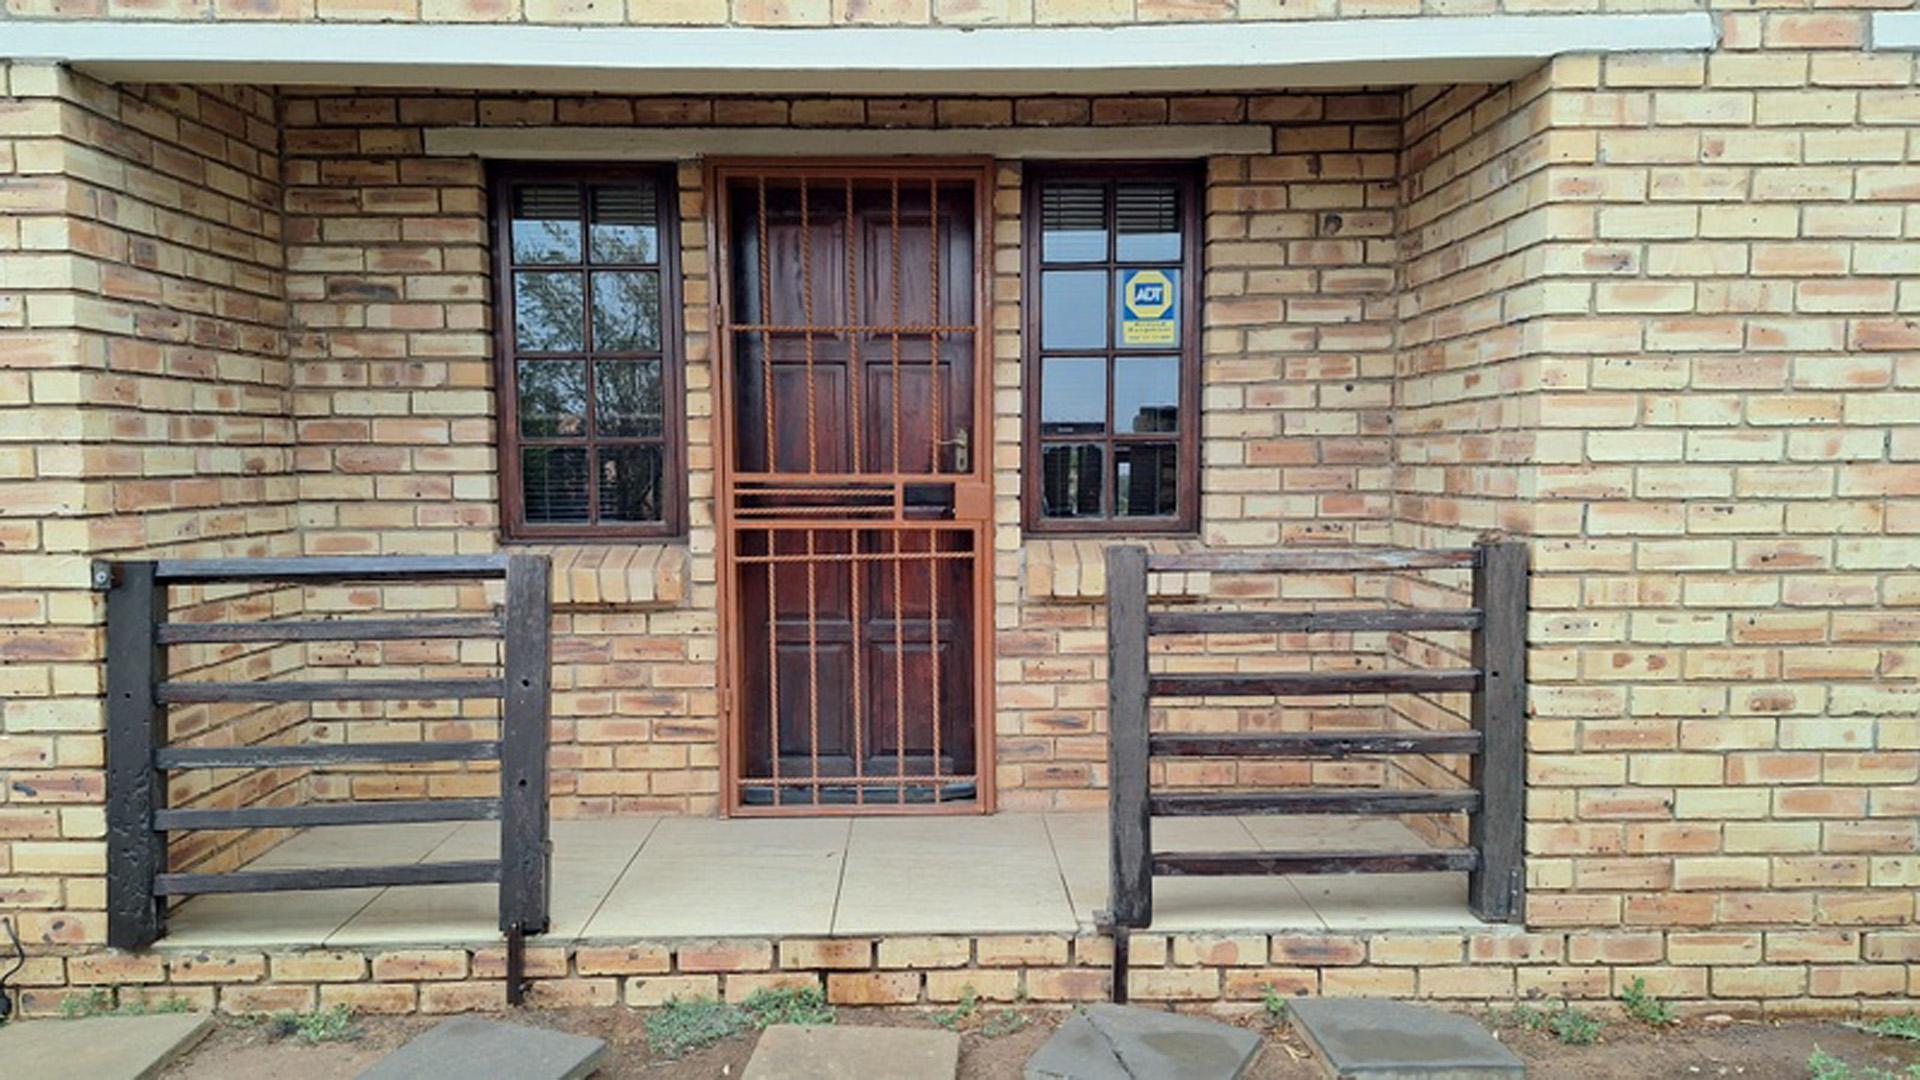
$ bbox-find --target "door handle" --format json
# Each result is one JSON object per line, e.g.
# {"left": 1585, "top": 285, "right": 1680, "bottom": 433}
{"left": 935, "top": 428, "right": 970, "bottom": 474}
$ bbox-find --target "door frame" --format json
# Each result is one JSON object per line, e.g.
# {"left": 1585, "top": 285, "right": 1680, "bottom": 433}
{"left": 706, "top": 156, "right": 998, "bottom": 816}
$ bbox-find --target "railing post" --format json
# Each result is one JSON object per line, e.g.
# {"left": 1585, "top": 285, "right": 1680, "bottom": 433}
{"left": 1105, "top": 545, "right": 1152, "bottom": 931}
{"left": 1468, "top": 539, "right": 1527, "bottom": 922}
{"left": 499, "top": 554, "right": 552, "bottom": 936}
{"left": 104, "top": 561, "right": 166, "bottom": 949}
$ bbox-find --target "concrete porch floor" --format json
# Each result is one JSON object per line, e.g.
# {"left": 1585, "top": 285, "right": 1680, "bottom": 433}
{"left": 159, "top": 813, "right": 1478, "bottom": 950}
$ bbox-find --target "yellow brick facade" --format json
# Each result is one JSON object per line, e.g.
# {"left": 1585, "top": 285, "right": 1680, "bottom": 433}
{"left": 1, "top": 0, "right": 1917, "bottom": 1011}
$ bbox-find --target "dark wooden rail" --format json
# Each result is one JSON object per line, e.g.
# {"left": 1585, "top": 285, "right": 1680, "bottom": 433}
{"left": 1101, "top": 540, "right": 1527, "bottom": 1000}
{"left": 99, "top": 554, "right": 552, "bottom": 1003}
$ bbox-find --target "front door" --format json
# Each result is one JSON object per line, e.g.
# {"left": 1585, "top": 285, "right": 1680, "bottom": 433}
{"left": 713, "top": 161, "right": 994, "bottom": 813}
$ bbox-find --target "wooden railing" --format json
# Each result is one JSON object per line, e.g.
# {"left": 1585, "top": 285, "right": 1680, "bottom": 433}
{"left": 98, "top": 555, "right": 552, "bottom": 1001}
{"left": 1100, "top": 541, "right": 1527, "bottom": 997}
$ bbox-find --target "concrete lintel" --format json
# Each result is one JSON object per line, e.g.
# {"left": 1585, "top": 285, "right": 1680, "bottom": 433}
{"left": 1873, "top": 12, "right": 1920, "bottom": 49}
{"left": 424, "top": 125, "right": 1275, "bottom": 160}
{"left": 1, "top": 14, "right": 1718, "bottom": 95}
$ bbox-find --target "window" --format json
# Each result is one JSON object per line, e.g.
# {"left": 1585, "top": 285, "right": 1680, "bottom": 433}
{"left": 1023, "top": 164, "right": 1200, "bottom": 534}
{"left": 491, "top": 164, "right": 684, "bottom": 539}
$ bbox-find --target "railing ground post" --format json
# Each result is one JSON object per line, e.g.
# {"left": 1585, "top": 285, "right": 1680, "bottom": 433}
{"left": 500, "top": 554, "right": 553, "bottom": 939}
{"left": 104, "top": 561, "right": 166, "bottom": 950}
{"left": 1105, "top": 545, "right": 1153, "bottom": 940}
{"left": 1468, "top": 539, "right": 1527, "bottom": 922}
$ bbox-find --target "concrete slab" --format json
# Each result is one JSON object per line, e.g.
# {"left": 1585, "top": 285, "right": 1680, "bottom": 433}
{"left": 0, "top": 1012, "right": 213, "bottom": 1080}
{"left": 743, "top": 1024, "right": 960, "bottom": 1080}
{"left": 1287, "top": 998, "right": 1525, "bottom": 1079}
{"left": 357, "top": 1016, "right": 606, "bottom": 1080}
{"left": 1026, "top": 1004, "right": 1261, "bottom": 1080}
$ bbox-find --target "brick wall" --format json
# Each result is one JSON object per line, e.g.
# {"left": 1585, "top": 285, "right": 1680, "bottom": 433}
{"left": 0, "top": 64, "right": 300, "bottom": 945}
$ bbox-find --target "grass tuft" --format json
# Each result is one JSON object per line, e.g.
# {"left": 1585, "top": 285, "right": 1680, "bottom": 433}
{"left": 1618, "top": 977, "right": 1676, "bottom": 1027}
{"left": 268, "top": 1004, "right": 360, "bottom": 1045}
{"left": 645, "top": 997, "right": 749, "bottom": 1058}
{"left": 740, "top": 985, "right": 836, "bottom": 1028}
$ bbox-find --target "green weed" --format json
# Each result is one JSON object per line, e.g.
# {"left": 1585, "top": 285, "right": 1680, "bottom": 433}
{"left": 268, "top": 1003, "right": 360, "bottom": 1045}
{"left": 932, "top": 988, "right": 980, "bottom": 1031}
{"left": 1261, "top": 985, "right": 1288, "bottom": 1022}
{"left": 740, "top": 985, "right": 835, "bottom": 1028}
{"left": 58, "top": 989, "right": 112, "bottom": 1019}
{"left": 1618, "top": 978, "right": 1676, "bottom": 1027}
{"left": 645, "top": 997, "right": 749, "bottom": 1058}
{"left": 981, "top": 1007, "right": 1028, "bottom": 1038}
{"left": 1851, "top": 1015, "right": 1920, "bottom": 1043}
{"left": 1808, "top": 1047, "right": 1920, "bottom": 1080}
{"left": 1546, "top": 1005, "right": 1604, "bottom": 1047}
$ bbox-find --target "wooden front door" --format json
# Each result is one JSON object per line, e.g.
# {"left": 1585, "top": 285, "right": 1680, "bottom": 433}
{"left": 713, "top": 161, "right": 994, "bottom": 814}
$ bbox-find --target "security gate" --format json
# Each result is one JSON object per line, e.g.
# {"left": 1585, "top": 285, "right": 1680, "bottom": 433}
{"left": 712, "top": 160, "right": 994, "bottom": 814}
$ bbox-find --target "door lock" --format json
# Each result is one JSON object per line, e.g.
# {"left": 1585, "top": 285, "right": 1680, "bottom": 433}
{"left": 936, "top": 428, "right": 970, "bottom": 473}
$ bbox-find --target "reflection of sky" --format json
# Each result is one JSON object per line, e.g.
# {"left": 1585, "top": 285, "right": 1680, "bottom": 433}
{"left": 1041, "top": 356, "right": 1179, "bottom": 436}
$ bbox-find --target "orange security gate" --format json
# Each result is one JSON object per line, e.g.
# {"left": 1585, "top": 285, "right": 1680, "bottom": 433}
{"left": 711, "top": 160, "right": 995, "bottom": 814}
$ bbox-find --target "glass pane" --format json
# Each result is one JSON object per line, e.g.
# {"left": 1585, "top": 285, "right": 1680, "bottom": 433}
{"left": 599, "top": 445, "right": 663, "bottom": 523}
{"left": 1114, "top": 356, "right": 1179, "bottom": 433}
{"left": 1115, "top": 183, "right": 1181, "bottom": 262}
{"left": 510, "top": 184, "right": 581, "bottom": 264}
{"left": 516, "top": 359, "right": 586, "bottom": 438}
{"left": 1115, "top": 268, "right": 1179, "bottom": 350}
{"left": 1041, "top": 184, "right": 1107, "bottom": 263}
{"left": 1040, "top": 357, "right": 1105, "bottom": 437}
{"left": 1040, "top": 443, "right": 1104, "bottom": 519}
{"left": 521, "top": 446, "right": 588, "bottom": 524}
{"left": 1041, "top": 270, "right": 1107, "bottom": 351}
{"left": 591, "top": 271, "right": 661, "bottom": 352}
{"left": 1115, "top": 442, "right": 1178, "bottom": 518}
{"left": 590, "top": 184, "right": 659, "bottom": 264}
{"left": 513, "top": 271, "right": 585, "bottom": 352}
{"left": 596, "top": 359, "right": 664, "bottom": 438}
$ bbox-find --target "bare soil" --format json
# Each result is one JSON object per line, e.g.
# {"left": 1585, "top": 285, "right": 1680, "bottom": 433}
{"left": 160, "top": 1005, "right": 1918, "bottom": 1079}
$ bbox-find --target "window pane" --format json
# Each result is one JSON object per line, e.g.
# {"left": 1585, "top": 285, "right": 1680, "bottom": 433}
{"left": 1115, "top": 268, "right": 1179, "bottom": 350}
{"left": 1115, "top": 183, "right": 1181, "bottom": 262}
{"left": 521, "top": 446, "right": 588, "bottom": 523}
{"left": 1040, "top": 357, "right": 1105, "bottom": 437}
{"left": 1040, "top": 443, "right": 1104, "bottom": 519}
{"left": 510, "top": 184, "right": 582, "bottom": 264}
{"left": 1041, "top": 270, "right": 1107, "bottom": 351}
{"left": 1114, "top": 355, "right": 1179, "bottom": 433}
{"left": 599, "top": 445, "right": 663, "bottom": 523}
{"left": 591, "top": 271, "right": 661, "bottom": 352}
{"left": 516, "top": 359, "right": 586, "bottom": 438}
{"left": 590, "top": 184, "right": 659, "bottom": 264}
{"left": 596, "top": 359, "right": 664, "bottom": 438}
{"left": 1041, "top": 184, "right": 1107, "bottom": 263}
{"left": 514, "top": 271, "right": 585, "bottom": 352}
{"left": 1115, "top": 443, "right": 1178, "bottom": 518}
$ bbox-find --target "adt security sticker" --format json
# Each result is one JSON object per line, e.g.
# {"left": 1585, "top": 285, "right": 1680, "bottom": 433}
{"left": 1119, "top": 269, "right": 1178, "bottom": 347}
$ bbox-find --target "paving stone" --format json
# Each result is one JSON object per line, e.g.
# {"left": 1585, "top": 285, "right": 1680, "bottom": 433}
{"left": 1025, "top": 1003, "right": 1262, "bottom": 1080}
{"left": 743, "top": 1024, "right": 960, "bottom": 1080}
{"left": 357, "top": 1016, "right": 607, "bottom": 1080}
{"left": 0, "top": 1012, "right": 213, "bottom": 1080}
{"left": 1287, "top": 998, "right": 1524, "bottom": 1079}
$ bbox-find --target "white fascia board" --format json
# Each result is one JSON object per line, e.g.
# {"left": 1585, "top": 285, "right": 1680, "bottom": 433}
{"left": 2, "top": 14, "right": 1717, "bottom": 95}
{"left": 425, "top": 125, "right": 1275, "bottom": 159}
{"left": 1873, "top": 12, "right": 1920, "bottom": 49}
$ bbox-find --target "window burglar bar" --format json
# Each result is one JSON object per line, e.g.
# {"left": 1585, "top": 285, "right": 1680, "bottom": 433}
{"left": 97, "top": 555, "right": 552, "bottom": 1004}
{"left": 1098, "top": 541, "right": 1527, "bottom": 1002}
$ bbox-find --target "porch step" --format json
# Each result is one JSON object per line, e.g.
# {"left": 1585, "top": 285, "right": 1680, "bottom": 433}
{"left": 358, "top": 1016, "right": 606, "bottom": 1080}
{"left": 1287, "top": 998, "right": 1524, "bottom": 1079}
{"left": 1150, "top": 788, "right": 1479, "bottom": 817}
{"left": 0, "top": 1012, "right": 212, "bottom": 1080}
{"left": 1153, "top": 848, "right": 1478, "bottom": 876}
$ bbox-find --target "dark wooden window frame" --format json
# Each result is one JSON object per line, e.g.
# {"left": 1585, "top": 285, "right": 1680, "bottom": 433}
{"left": 490, "top": 161, "right": 687, "bottom": 541}
{"left": 1021, "top": 161, "right": 1203, "bottom": 537}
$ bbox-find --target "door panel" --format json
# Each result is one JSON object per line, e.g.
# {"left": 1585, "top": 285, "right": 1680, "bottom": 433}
{"left": 716, "top": 162, "right": 993, "bottom": 813}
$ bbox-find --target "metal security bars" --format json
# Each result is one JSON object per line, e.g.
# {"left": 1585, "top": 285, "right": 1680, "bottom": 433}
{"left": 1100, "top": 541, "right": 1527, "bottom": 1000}
{"left": 712, "top": 161, "right": 995, "bottom": 814}
{"left": 100, "top": 555, "right": 552, "bottom": 1001}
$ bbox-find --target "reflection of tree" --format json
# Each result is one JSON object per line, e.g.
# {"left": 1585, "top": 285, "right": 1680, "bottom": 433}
{"left": 591, "top": 272, "right": 661, "bottom": 352}
{"left": 596, "top": 361, "right": 663, "bottom": 438}
{"left": 517, "top": 360, "right": 585, "bottom": 437}
{"left": 515, "top": 272, "right": 583, "bottom": 352}
{"left": 599, "top": 447, "right": 661, "bottom": 521}
{"left": 511, "top": 220, "right": 579, "bottom": 264}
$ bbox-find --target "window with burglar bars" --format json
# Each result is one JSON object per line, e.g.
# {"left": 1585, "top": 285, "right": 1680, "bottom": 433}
{"left": 491, "top": 163, "right": 686, "bottom": 539}
{"left": 1022, "top": 163, "right": 1202, "bottom": 535}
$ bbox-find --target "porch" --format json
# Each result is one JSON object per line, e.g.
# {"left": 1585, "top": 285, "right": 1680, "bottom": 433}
{"left": 158, "top": 813, "right": 1473, "bottom": 951}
